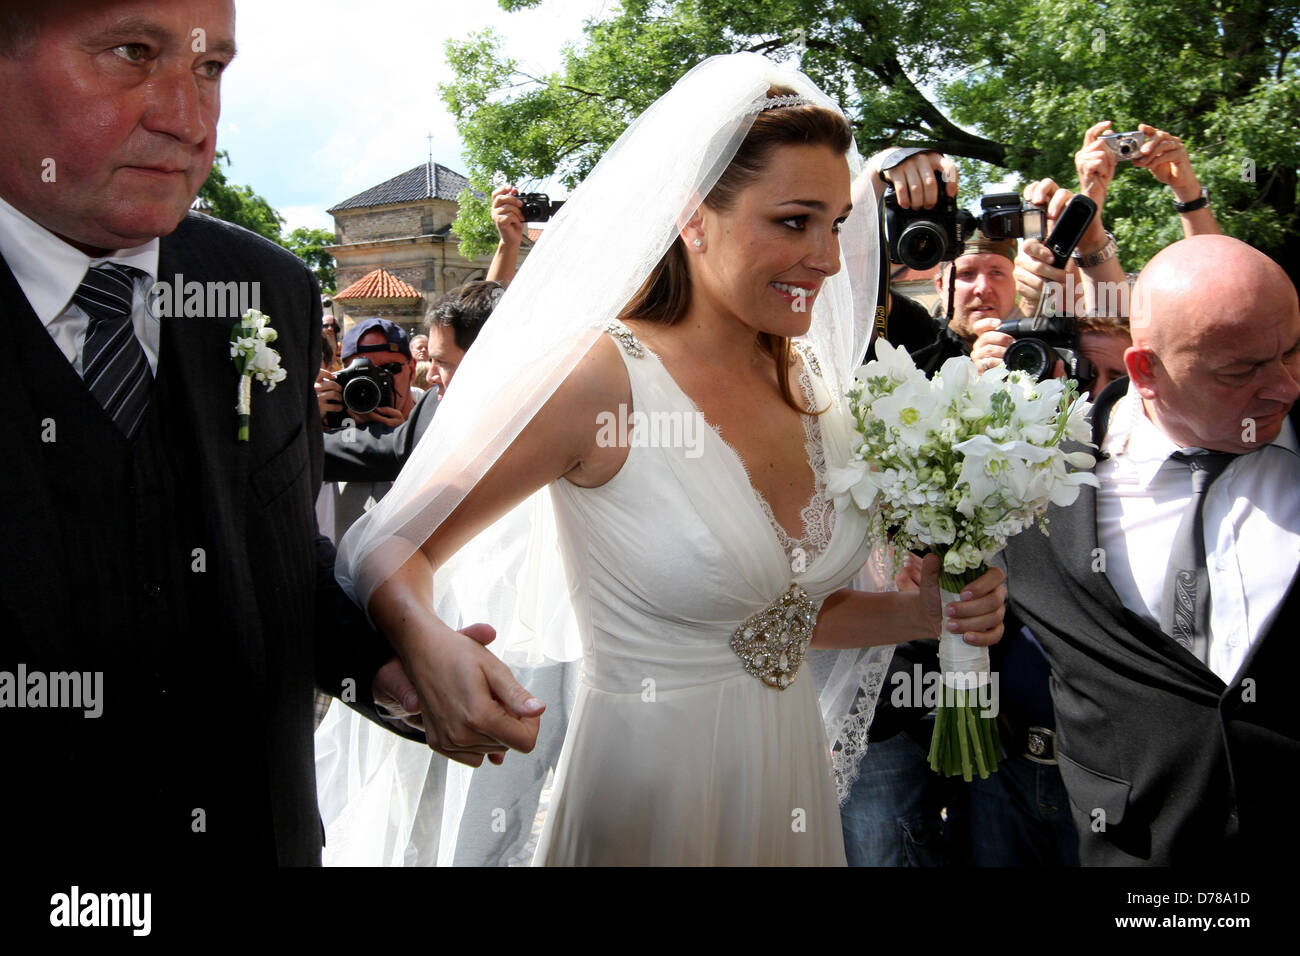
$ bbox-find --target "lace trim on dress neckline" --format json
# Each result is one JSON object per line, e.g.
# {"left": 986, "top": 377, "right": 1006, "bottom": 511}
{"left": 755, "top": 344, "right": 835, "bottom": 569}
{"left": 602, "top": 320, "right": 834, "bottom": 568}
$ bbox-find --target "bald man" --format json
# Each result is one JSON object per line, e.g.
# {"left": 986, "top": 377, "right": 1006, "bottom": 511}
{"left": 996, "top": 235, "right": 1300, "bottom": 865}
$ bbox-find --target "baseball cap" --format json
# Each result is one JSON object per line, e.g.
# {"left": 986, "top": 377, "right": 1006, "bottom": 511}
{"left": 960, "top": 230, "right": 1017, "bottom": 263}
{"left": 341, "top": 318, "right": 412, "bottom": 361}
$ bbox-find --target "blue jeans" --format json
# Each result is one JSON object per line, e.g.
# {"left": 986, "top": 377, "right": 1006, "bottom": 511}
{"left": 961, "top": 752, "right": 1080, "bottom": 867}
{"left": 840, "top": 723, "right": 962, "bottom": 866}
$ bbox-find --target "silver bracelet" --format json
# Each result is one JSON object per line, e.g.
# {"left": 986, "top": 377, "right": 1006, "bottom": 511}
{"left": 1072, "top": 231, "right": 1117, "bottom": 268}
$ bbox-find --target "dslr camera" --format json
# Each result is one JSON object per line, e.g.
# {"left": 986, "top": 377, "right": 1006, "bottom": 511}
{"left": 327, "top": 356, "right": 394, "bottom": 427}
{"left": 883, "top": 188, "right": 1045, "bottom": 270}
{"left": 998, "top": 316, "right": 1095, "bottom": 385}
{"left": 1101, "top": 130, "right": 1146, "bottom": 160}
{"left": 518, "top": 193, "right": 565, "bottom": 222}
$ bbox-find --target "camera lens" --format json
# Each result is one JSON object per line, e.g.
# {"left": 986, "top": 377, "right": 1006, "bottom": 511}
{"left": 343, "top": 376, "right": 382, "bottom": 414}
{"left": 1003, "top": 338, "right": 1054, "bottom": 382}
{"left": 897, "top": 221, "right": 949, "bottom": 271}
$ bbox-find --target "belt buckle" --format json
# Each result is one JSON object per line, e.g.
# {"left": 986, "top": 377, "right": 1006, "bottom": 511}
{"left": 1024, "top": 726, "right": 1058, "bottom": 765}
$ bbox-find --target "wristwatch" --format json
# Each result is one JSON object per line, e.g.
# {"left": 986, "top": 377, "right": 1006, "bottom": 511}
{"left": 1072, "top": 231, "right": 1117, "bottom": 268}
{"left": 1173, "top": 186, "right": 1210, "bottom": 214}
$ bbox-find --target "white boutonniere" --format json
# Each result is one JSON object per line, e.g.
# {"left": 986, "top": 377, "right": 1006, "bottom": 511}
{"left": 229, "top": 309, "right": 287, "bottom": 441}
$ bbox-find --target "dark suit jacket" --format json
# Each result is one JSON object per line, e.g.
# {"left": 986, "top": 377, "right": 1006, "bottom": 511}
{"left": 998, "top": 378, "right": 1300, "bottom": 865}
{"left": 1, "top": 212, "right": 405, "bottom": 866}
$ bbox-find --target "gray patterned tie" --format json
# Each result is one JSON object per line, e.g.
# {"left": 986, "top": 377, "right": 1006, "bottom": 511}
{"left": 1160, "top": 449, "right": 1237, "bottom": 661}
{"left": 74, "top": 263, "right": 152, "bottom": 439}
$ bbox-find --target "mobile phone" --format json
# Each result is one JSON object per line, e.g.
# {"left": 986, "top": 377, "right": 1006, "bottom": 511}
{"left": 1042, "top": 195, "right": 1098, "bottom": 267}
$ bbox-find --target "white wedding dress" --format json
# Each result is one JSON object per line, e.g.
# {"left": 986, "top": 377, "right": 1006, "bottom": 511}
{"left": 531, "top": 321, "right": 875, "bottom": 865}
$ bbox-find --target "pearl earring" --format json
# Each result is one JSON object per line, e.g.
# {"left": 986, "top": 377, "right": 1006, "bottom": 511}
{"left": 692, "top": 238, "right": 703, "bottom": 248}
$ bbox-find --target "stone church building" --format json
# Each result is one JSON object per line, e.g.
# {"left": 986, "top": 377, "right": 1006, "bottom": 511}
{"left": 325, "top": 161, "right": 530, "bottom": 334}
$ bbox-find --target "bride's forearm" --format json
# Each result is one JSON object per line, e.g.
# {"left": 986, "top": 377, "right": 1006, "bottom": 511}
{"left": 367, "top": 550, "right": 450, "bottom": 655}
{"left": 810, "top": 587, "right": 931, "bottom": 650}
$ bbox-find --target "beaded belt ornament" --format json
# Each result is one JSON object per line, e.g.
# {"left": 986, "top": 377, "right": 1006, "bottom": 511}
{"left": 729, "top": 583, "right": 818, "bottom": 689}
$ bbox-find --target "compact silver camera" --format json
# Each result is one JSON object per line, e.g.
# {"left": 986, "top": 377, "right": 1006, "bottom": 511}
{"left": 1101, "top": 131, "right": 1146, "bottom": 160}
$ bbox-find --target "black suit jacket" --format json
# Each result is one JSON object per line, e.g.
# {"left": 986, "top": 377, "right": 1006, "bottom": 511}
{"left": 997, "top": 378, "right": 1300, "bottom": 865}
{"left": 1, "top": 213, "right": 404, "bottom": 865}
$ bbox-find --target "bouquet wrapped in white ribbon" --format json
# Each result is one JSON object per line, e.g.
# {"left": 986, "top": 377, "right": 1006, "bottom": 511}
{"left": 828, "top": 340, "right": 1098, "bottom": 780}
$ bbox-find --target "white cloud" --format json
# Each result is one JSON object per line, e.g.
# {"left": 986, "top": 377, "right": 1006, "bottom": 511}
{"left": 218, "top": 0, "right": 608, "bottom": 231}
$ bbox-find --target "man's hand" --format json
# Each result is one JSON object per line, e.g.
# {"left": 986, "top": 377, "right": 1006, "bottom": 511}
{"left": 915, "top": 554, "right": 1007, "bottom": 647}
{"left": 491, "top": 185, "right": 525, "bottom": 247}
{"left": 390, "top": 620, "right": 545, "bottom": 768}
{"left": 1132, "top": 124, "right": 1201, "bottom": 201}
{"left": 1022, "top": 177, "right": 1108, "bottom": 275}
{"left": 1075, "top": 120, "right": 1118, "bottom": 207}
{"left": 315, "top": 368, "right": 342, "bottom": 425}
{"left": 1014, "top": 238, "right": 1072, "bottom": 318}
{"left": 878, "top": 151, "right": 959, "bottom": 210}
{"left": 349, "top": 405, "right": 406, "bottom": 428}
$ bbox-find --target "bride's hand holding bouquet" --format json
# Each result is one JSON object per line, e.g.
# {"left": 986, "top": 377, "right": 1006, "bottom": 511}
{"left": 829, "top": 341, "right": 1098, "bottom": 780}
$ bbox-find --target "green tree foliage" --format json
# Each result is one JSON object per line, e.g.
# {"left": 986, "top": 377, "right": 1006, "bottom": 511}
{"left": 197, "top": 150, "right": 286, "bottom": 243}
{"left": 197, "top": 151, "right": 338, "bottom": 291}
{"left": 442, "top": 0, "right": 1299, "bottom": 270}
{"left": 283, "top": 226, "right": 338, "bottom": 294}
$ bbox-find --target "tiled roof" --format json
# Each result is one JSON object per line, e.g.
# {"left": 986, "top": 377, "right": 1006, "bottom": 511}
{"left": 334, "top": 267, "right": 422, "bottom": 301}
{"left": 527, "top": 228, "right": 544, "bottom": 243}
{"left": 328, "top": 162, "right": 470, "bottom": 213}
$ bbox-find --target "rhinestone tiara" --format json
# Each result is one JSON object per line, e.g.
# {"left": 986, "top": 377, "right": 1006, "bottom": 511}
{"left": 750, "top": 93, "right": 817, "bottom": 114}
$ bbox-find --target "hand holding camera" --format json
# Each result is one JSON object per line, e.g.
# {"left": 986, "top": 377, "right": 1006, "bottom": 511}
{"left": 323, "top": 356, "right": 403, "bottom": 429}
{"left": 1075, "top": 120, "right": 1119, "bottom": 206}
{"left": 877, "top": 150, "right": 959, "bottom": 210}
{"left": 491, "top": 185, "right": 526, "bottom": 247}
{"left": 1130, "top": 124, "right": 1202, "bottom": 200}
{"left": 884, "top": 187, "right": 1045, "bottom": 270}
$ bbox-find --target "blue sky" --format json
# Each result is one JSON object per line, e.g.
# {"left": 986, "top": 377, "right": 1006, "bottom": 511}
{"left": 218, "top": 0, "right": 610, "bottom": 233}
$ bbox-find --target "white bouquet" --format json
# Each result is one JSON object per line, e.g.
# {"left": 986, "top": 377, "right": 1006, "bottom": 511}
{"left": 828, "top": 340, "right": 1098, "bottom": 780}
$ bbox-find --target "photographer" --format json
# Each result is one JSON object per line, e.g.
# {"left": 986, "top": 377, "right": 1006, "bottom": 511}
{"left": 315, "top": 319, "right": 422, "bottom": 543}
{"left": 321, "top": 282, "right": 502, "bottom": 491}
{"left": 971, "top": 178, "right": 1133, "bottom": 393}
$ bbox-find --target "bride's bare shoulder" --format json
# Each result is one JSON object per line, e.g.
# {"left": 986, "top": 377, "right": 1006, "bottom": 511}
{"left": 544, "top": 328, "right": 636, "bottom": 486}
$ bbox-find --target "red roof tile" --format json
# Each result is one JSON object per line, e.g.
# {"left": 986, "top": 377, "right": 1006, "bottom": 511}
{"left": 334, "top": 267, "right": 422, "bottom": 301}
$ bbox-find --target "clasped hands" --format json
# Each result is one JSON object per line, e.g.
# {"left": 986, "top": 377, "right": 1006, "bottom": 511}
{"left": 371, "top": 622, "right": 545, "bottom": 768}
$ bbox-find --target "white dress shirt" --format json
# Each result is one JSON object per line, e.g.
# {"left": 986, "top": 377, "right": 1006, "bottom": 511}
{"left": 0, "top": 193, "right": 160, "bottom": 373}
{"left": 1097, "top": 382, "right": 1300, "bottom": 683}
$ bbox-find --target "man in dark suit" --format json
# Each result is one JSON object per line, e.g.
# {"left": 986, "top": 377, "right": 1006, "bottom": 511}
{"left": 998, "top": 235, "right": 1300, "bottom": 864}
{"left": 0, "top": 0, "right": 541, "bottom": 866}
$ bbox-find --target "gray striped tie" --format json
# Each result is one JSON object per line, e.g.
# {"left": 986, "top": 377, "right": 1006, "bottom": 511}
{"left": 74, "top": 263, "right": 153, "bottom": 439}
{"left": 1160, "top": 449, "right": 1237, "bottom": 661}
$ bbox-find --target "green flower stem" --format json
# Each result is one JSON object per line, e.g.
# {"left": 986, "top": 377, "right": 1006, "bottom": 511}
{"left": 929, "top": 559, "right": 1001, "bottom": 779}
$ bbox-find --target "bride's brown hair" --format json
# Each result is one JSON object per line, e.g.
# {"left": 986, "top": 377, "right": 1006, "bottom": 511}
{"left": 618, "top": 85, "right": 853, "bottom": 414}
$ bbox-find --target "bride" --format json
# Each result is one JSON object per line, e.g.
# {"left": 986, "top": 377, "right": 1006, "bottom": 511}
{"left": 331, "top": 52, "right": 1006, "bottom": 865}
